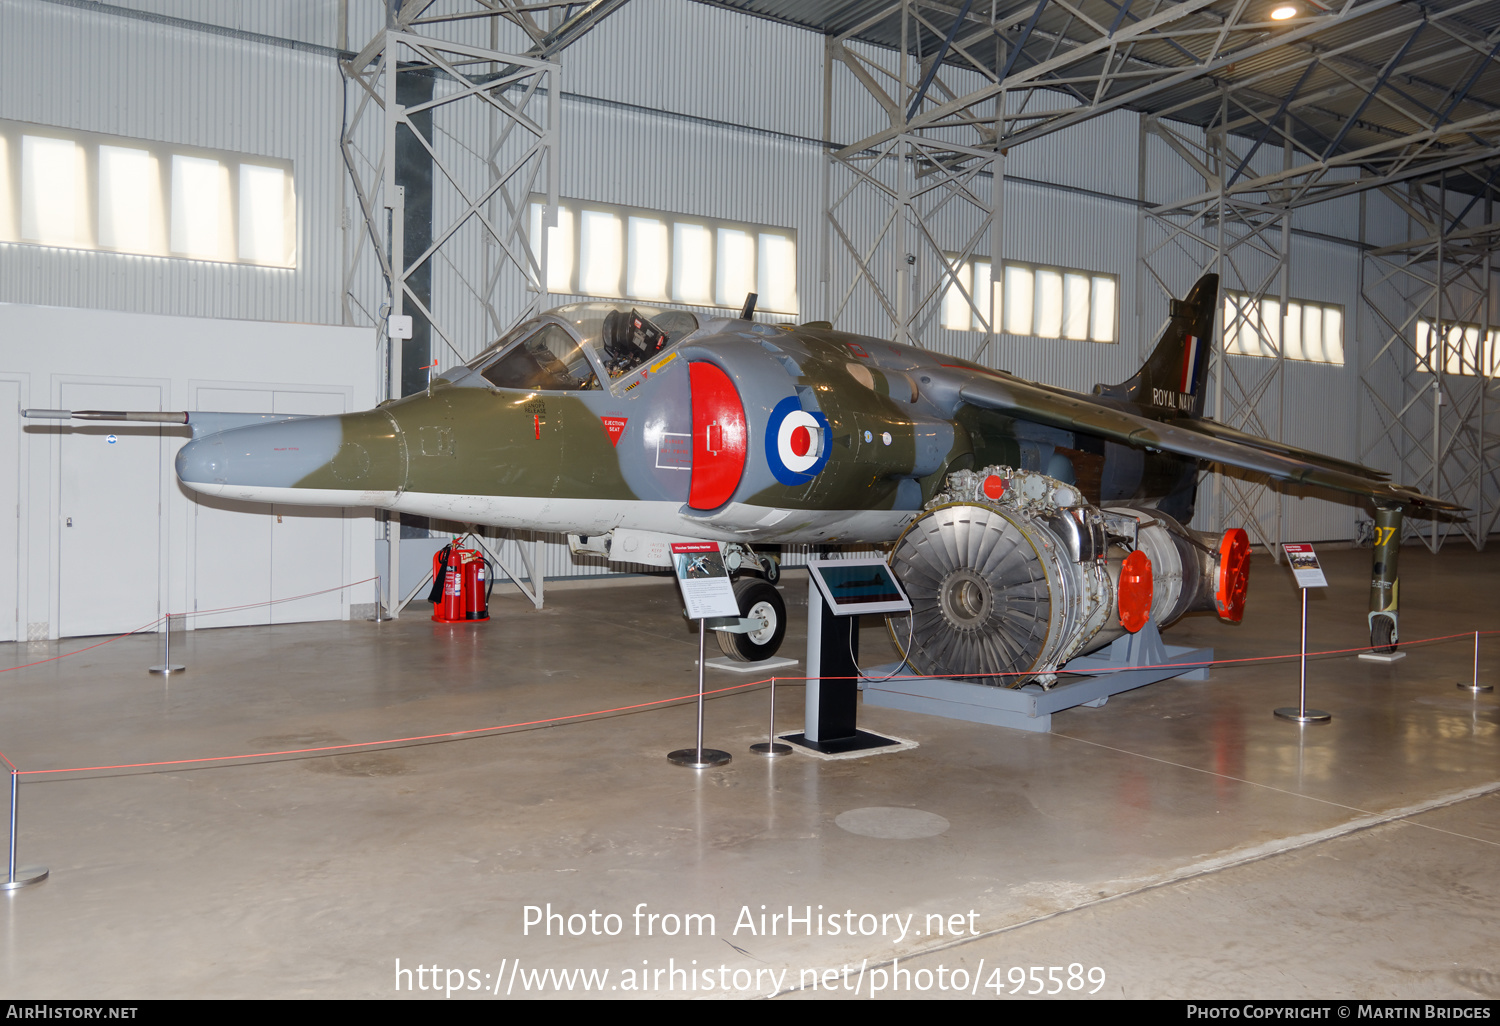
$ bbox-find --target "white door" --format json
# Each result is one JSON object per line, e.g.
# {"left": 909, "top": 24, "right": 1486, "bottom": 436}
{"left": 191, "top": 387, "right": 274, "bottom": 629}
{"left": 269, "top": 390, "right": 347, "bottom": 624}
{"left": 58, "top": 380, "right": 164, "bottom": 637}
{"left": 0, "top": 379, "right": 20, "bottom": 642}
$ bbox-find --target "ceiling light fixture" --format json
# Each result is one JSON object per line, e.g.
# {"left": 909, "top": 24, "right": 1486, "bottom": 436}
{"left": 1270, "top": 5, "right": 1298, "bottom": 19}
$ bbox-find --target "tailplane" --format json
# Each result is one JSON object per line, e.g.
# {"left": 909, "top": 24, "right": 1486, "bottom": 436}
{"left": 1095, "top": 273, "right": 1218, "bottom": 418}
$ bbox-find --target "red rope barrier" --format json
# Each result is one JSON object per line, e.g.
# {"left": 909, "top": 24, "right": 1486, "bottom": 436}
{"left": 0, "top": 576, "right": 382, "bottom": 677}
{"left": 179, "top": 576, "right": 380, "bottom": 619}
{"left": 15, "top": 676, "right": 771, "bottom": 777}
{"left": 0, "top": 615, "right": 165, "bottom": 675}
{"left": 5, "top": 626, "right": 1495, "bottom": 780}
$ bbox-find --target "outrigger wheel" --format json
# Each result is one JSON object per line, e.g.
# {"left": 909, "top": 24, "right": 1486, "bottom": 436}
{"left": 757, "top": 552, "right": 780, "bottom": 583}
{"left": 717, "top": 578, "right": 787, "bottom": 662}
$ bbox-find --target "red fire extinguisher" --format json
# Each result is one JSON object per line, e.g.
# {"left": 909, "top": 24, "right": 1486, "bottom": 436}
{"left": 429, "top": 543, "right": 492, "bottom": 624}
{"left": 462, "top": 555, "right": 491, "bottom": 621}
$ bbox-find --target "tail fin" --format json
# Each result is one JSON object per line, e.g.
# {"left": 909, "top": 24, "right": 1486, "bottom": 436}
{"left": 1095, "top": 273, "right": 1218, "bottom": 418}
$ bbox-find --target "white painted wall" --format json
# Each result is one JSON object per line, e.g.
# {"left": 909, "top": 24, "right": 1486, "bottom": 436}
{"left": 0, "top": 303, "right": 377, "bottom": 640}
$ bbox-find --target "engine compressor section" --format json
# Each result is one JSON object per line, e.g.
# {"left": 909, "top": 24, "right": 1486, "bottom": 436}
{"left": 886, "top": 466, "right": 1250, "bottom": 688}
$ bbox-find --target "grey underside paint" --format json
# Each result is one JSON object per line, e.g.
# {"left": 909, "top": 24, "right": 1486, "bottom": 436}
{"left": 177, "top": 415, "right": 342, "bottom": 488}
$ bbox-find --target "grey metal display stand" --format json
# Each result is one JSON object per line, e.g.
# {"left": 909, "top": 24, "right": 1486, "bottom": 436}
{"left": 862, "top": 620, "right": 1211, "bottom": 733}
{"left": 148, "top": 612, "right": 185, "bottom": 675}
{"left": 1458, "top": 631, "right": 1492, "bottom": 693}
{"left": 2, "top": 770, "right": 47, "bottom": 890}
{"left": 667, "top": 620, "right": 732, "bottom": 769}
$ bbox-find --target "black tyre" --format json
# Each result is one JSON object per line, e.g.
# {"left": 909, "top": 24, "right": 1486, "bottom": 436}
{"left": 759, "top": 554, "right": 780, "bottom": 584}
{"left": 1371, "top": 614, "right": 1397, "bottom": 653}
{"left": 716, "top": 579, "right": 787, "bottom": 662}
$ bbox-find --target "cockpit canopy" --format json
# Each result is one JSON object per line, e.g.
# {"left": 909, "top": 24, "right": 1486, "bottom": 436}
{"left": 465, "top": 303, "right": 702, "bottom": 392}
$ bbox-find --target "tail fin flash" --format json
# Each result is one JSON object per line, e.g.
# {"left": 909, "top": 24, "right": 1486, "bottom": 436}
{"left": 1095, "top": 273, "right": 1218, "bottom": 418}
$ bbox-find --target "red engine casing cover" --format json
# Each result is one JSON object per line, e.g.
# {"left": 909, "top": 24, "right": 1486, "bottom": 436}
{"left": 1216, "top": 527, "right": 1251, "bottom": 622}
{"left": 1118, "top": 549, "right": 1154, "bottom": 633}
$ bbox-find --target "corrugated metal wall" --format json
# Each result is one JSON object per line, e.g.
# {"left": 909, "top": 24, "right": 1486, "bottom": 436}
{"left": 0, "top": 0, "right": 1486, "bottom": 578}
{"left": 0, "top": 0, "right": 346, "bottom": 323}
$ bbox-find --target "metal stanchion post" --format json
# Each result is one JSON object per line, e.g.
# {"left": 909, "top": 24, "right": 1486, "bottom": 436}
{"left": 1276, "top": 589, "right": 1330, "bottom": 723}
{"left": 751, "top": 677, "right": 791, "bottom": 756}
{"left": 1459, "top": 631, "right": 1492, "bottom": 692}
{"left": 373, "top": 577, "right": 384, "bottom": 623}
{"left": 2, "top": 768, "right": 47, "bottom": 890}
{"left": 148, "top": 612, "right": 185, "bottom": 676}
{"left": 669, "top": 620, "right": 731, "bottom": 769}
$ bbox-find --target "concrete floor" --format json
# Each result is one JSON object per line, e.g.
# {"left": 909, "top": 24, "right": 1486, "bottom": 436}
{"left": 0, "top": 544, "right": 1496, "bottom": 1000}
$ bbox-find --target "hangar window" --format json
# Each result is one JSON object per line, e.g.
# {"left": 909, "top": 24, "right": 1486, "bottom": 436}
{"left": 1413, "top": 319, "right": 1499, "bottom": 377}
{"left": 579, "top": 210, "right": 624, "bottom": 297}
{"left": 239, "top": 164, "right": 289, "bottom": 264}
{"left": 99, "top": 145, "right": 158, "bottom": 251}
{"left": 942, "top": 257, "right": 1117, "bottom": 342}
{"left": 20, "top": 135, "right": 83, "bottom": 245}
{"left": 530, "top": 198, "right": 798, "bottom": 316}
{"left": 627, "top": 216, "right": 669, "bottom": 300}
{"left": 1223, "top": 292, "right": 1344, "bottom": 364}
{"left": 673, "top": 222, "right": 714, "bottom": 305}
{"left": 716, "top": 227, "right": 755, "bottom": 308}
{"left": 0, "top": 118, "right": 295, "bottom": 267}
{"left": 171, "top": 155, "right": 224, "bottom": 258}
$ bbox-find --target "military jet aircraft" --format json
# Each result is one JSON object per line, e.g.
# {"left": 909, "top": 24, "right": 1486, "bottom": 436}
{"left": 28, "top": 275, "right": 1456, "bottom": 685}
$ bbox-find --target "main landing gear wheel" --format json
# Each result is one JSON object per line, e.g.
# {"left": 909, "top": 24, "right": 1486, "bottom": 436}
{"left": 888, "top": 504, "right": 1055, "bottom": 684}
{"left": 717, "top": 578, "right": 787, "bottom": 662}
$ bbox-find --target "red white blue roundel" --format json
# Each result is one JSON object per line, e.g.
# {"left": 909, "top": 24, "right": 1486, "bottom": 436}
{"left": 766, "top": 396, "right": 831, "bottom": 486}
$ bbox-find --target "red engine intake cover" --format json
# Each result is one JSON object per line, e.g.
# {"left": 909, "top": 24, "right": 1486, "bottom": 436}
{"left": 688, "top": 362, "right": 747, "bottom": 510}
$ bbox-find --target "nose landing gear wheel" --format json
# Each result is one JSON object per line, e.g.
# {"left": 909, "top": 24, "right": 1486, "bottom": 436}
{"left": 716, "top": 579, "right": 787, "bottom": 662}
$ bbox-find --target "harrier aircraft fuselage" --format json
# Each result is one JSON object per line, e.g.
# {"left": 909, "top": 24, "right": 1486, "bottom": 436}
{"left": 31, "top": 276, "right": 1457, "bottom": 680}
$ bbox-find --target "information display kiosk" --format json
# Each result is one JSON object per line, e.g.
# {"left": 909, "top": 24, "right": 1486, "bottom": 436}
{"left": 784, "top": 558, "right": 909, "bottom": 755}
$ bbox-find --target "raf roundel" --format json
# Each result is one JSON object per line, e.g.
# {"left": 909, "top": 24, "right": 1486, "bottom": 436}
{"left": 765, "top": 396, "right": 831, "bottom": 486}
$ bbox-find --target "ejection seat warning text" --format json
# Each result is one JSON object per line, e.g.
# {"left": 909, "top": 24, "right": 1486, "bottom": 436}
{"left": 391, "top": 903, "right": 1109, "bottom": 997}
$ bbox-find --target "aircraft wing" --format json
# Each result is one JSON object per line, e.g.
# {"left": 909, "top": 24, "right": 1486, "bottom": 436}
{"left": 1166, "top": 415, "right": 1391, "bottom": 481}
{"left": 941, "top": 370, "right": 1464, "bottom": 513}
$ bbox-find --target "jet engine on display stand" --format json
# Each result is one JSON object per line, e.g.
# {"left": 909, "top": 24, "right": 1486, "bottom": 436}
{"left": 884, "top": 466, "right": 1251, "bottom": 689}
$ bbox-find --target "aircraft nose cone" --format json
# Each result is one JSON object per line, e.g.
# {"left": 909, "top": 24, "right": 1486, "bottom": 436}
{"left": 175, "top": 435, "right": 230, "bottom": 488}
{"left": 175, "top": 417, "right": 344, "bottom": 497}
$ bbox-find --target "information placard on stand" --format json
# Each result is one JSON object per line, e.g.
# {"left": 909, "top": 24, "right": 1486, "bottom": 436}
{"left": 666, "top": 543, "right": 736, "bottom": 768}
{"left": 1283, "top": 543, "right": 1328, "bottom": 588}
{"left": 1276, "top": 543, "right": 1331, "bottom": 724}
{"left": 671, "top": 542, "right": 739, "bottom": 620}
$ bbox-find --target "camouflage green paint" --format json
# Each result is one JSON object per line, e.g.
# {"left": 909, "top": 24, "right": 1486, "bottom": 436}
{"left": 955, "top": 404, "right": 1021, "bottom": 473}
{"left": 1369, "top": 504, "right": 1403, "bottom": 617}
{"left": 296, "top": 388, "right": 633, "bottom": 499}
{"left": 293, "top": 408, "right": 404, "bottom": 492}
{"left": 742, "top": 337, "right": 957, "bottom": 512}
